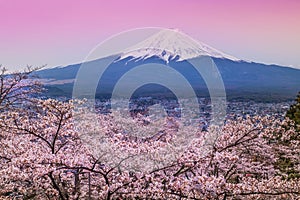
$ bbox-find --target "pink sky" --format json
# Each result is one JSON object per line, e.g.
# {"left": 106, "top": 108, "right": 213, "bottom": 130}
{"left": 1, "top": 0, "right": 300, "bottom": 70}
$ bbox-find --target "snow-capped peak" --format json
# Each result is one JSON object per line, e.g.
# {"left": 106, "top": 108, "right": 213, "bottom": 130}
{"left": 118, "top": 28, "right": 239, "bottom": 62}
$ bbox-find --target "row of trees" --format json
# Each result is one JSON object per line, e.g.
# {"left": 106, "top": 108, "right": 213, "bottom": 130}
{"left": 0, "top": 67, "right": 299, "bottom": 199}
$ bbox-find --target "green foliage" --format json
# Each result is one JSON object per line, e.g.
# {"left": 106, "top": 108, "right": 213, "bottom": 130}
{"left": 286, "top": 92, "right": 300, "bottom": 126}
{"left": 276, "top": 156, "right": 300, "bottom": 180}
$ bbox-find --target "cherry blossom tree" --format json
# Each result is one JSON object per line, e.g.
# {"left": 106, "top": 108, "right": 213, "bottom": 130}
{"left": 0, "top": 70, "right": 299, "bottom": 199}
{"left": 0, "top": 66, "right": 41, "bottom": 112}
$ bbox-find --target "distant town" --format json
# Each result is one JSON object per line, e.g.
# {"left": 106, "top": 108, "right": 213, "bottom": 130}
{"left": 66, "top": 96, "right": 294, "bottom": 131}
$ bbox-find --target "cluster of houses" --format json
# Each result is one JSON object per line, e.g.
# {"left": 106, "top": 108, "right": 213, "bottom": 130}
{"left": 93, "top": 96, "right": 292, "bottom": 131}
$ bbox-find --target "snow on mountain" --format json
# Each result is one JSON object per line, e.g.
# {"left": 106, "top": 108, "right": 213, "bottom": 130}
{"left": 118, "top": 28, "right": 240, "bottom": 63}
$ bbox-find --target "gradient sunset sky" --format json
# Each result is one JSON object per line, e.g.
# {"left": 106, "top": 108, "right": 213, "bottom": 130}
{"left": 1, "top": 0, "right": 300, "bottom": 71}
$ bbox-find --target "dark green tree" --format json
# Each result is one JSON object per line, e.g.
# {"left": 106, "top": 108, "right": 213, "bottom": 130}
{"left": 286, "top": 92, "right": 300, "bottom": 126}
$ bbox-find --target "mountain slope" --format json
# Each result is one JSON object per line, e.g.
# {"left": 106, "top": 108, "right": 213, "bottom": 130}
{"left": 33, "top": 29, "right": 300, "bottom": 102}
{"left": 118, "top": 29, "right": 239, "bottom": 62}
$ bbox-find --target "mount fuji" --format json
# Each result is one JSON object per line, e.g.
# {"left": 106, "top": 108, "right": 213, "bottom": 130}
{"left": 118, "top": 29, "right": 239, "bottom": 62}
{"left": 34, "top": 29, "right": 300, "bottom": 102}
